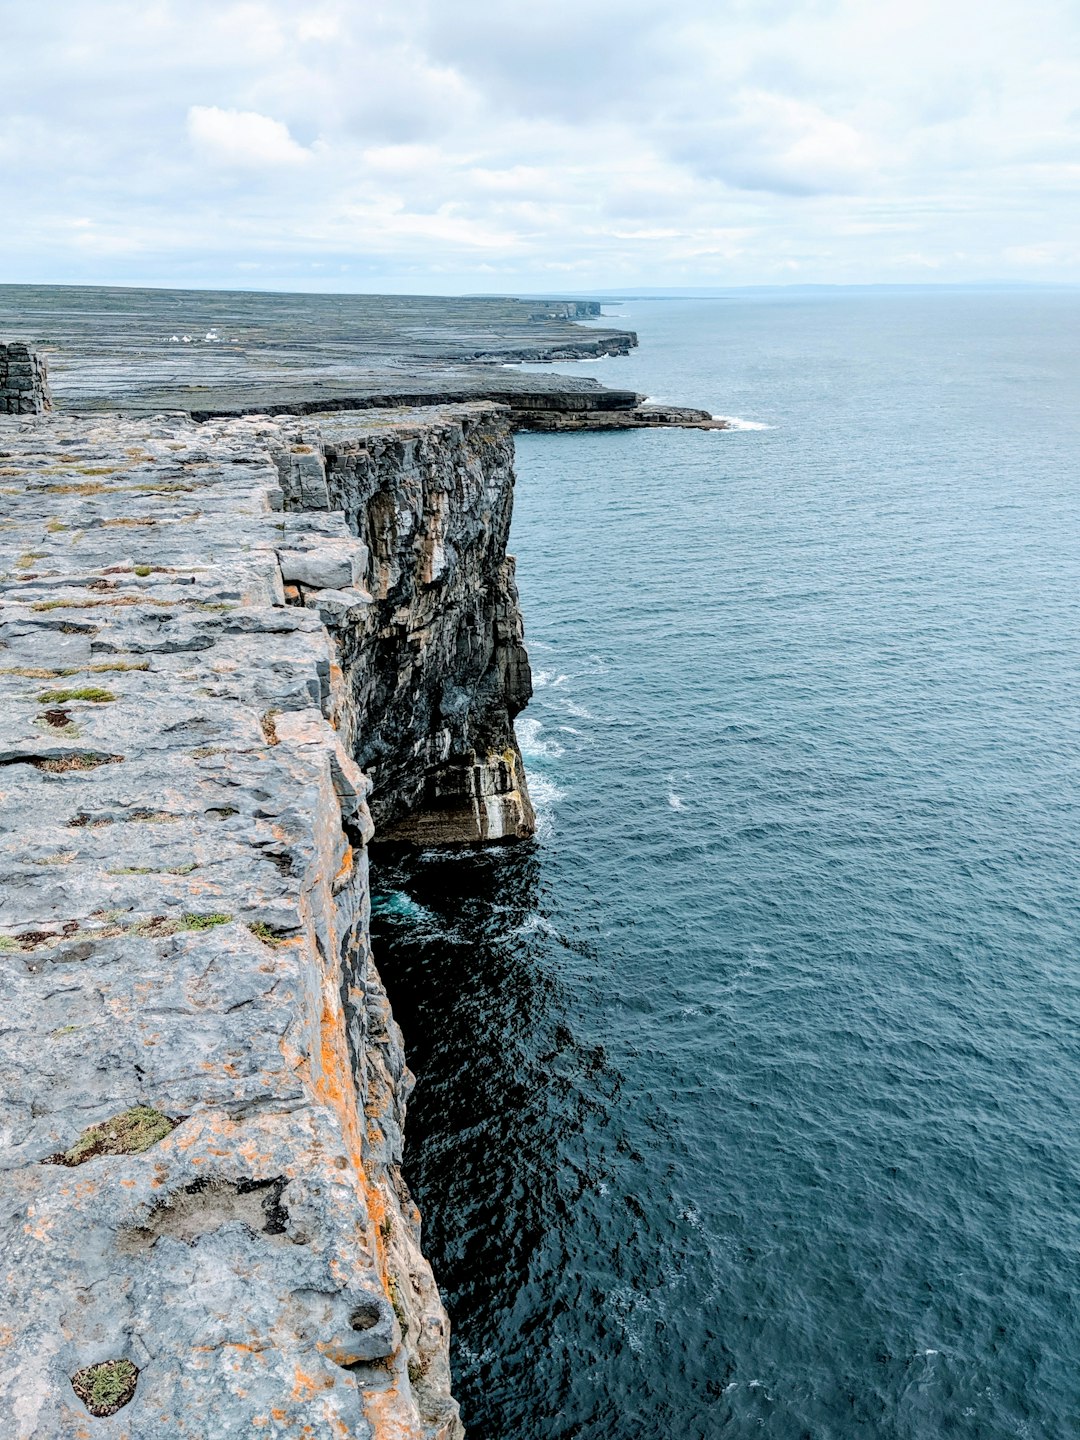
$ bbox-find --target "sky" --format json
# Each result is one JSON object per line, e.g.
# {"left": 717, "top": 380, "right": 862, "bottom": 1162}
{"left": 2, "top": 0, "right": 1079, "bottom": 293}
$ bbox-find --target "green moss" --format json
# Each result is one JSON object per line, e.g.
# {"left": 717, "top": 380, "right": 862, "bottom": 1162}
{"left": 71, "top": 1358, "right": 139, "bottom": 1417}
{"left": 53, "top": 1107, "right": 175, "bottom": 1167}
{"left": 388, "top": 1276, "right": 409, "bottom": 1337}
{"left": 32, "top": 596, "right": 175, "bottom": 612}
{"left": 133, "top": 564, "right": 152, "bottom": 576}
{"left": 38, "top": 686, "right": 116, "bottom": 704}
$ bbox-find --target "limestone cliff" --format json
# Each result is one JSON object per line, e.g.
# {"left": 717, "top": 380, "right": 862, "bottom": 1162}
{"left": 274, "top": 408, "right": 534, "bottom": 844}
{"left": 0, "top": 402, "right": 530, "bottom": 1436}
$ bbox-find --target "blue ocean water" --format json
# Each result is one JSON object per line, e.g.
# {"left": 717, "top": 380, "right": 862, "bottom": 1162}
{"left": 371, "top": 292, "right": 1080, "bottom": 1440}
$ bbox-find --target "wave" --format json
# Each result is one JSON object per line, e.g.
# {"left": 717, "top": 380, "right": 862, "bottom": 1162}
{"left": 711, "top": 414, "right": 773, "bottom": 430}
{"left": 527, "top": 773, "right": 566, "bottom": 839}
{"left": 533, "top": 669, "right": 570, "bottom": 690}
{"left": 371, "top": 890, "right": 434, "bottom": 922}
{"left": 563, "top": 700, "right": 596, "bottom": 721}
{"left": 516, "top": 717, "right": 565, "bottom": 760}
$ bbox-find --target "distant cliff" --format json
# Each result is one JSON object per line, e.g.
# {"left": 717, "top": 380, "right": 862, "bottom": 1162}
{"left": 0, "top": 285, "right": 723, "bottom": 431}
{"left": 0, "top": 398, "right": 530, "bottom": 1437}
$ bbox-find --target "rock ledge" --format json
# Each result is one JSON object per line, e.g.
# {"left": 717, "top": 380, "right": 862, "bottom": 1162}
{"left": 0, "top": 403, "right": 527, "bottom": 1438}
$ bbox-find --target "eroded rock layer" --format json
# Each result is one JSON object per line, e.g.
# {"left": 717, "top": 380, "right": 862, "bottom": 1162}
{"left": 0, "top": 403, "right": 530, "bottom": 1437}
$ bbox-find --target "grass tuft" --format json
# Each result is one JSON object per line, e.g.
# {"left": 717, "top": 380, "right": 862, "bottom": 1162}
{"left": 38, "top": 687, "right": 116, "bottom": 704}
{"left": 181, "top": 912, "right": 232, "bottom": 931}
{"left": 52, "top": 1107, "right": 176, "bottom": 1167}
{"left": 71, "top": 1359, "right": 139, "bottom": 1418}
{"left": 247, "top": 920, "right": 289, "bottom": 945}
{"left": 30, "top": 753, "right": 122, "bottom": 773}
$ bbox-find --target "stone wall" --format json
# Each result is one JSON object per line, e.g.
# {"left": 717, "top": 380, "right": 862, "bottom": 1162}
{"left": 0, "top": 403, "right": 531, "bottom": 1437}
{"left": 0, "top": 342, "right": 50, "bottom": 413}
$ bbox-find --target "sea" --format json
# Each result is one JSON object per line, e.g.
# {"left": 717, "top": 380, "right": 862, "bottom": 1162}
{"left": 371, "top": 290, "right": 1080, "bottom": 1440}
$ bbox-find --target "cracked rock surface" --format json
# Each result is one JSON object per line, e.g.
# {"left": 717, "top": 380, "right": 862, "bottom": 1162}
{"left": 0, "top": 403, "right": 528, "bottom": 1437}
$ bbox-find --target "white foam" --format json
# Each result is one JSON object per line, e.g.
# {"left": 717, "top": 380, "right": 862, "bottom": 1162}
{"left": 373, "top": 890, "right": 433, "bottom": 922}
{"left": 533, "top": 669, "right": 569, "bottom": 690}
{"left": 563, "top": 700, "right": 596, "bottom": 720}
{"left": 527, "top": 773, "right": 565, "bottom": 839}
{"left": 668, "top": 791, "right": 685, "bottom": 812}
{"left": 527, "top": 774, "right": 566, "bottom": 807}
{"left": 711, "top": 414, "right": 773, "bottom": 430}
{"left": 516, "top": 717, "right": 564, "bottom": 760}
{"left": 514, "top": 912, "right": 559, "bottom": 939}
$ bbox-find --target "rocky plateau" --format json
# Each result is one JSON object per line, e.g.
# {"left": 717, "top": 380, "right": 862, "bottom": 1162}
{"left": 0, "top": 396, "right": 531, "bottom": 1438}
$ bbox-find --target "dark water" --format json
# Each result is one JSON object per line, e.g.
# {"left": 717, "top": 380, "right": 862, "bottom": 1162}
{"left": 371, "top": 293, "right": 1080, "bottom": 1440}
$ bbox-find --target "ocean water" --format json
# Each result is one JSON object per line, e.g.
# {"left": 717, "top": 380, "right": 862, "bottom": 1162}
{"left": 371, "top": 292, "right": 1080, "bottom": 1440}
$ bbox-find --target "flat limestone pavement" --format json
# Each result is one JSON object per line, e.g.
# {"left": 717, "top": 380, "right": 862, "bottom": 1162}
{"left": 0, "top": 409, "right": 475, "bottom": 1438}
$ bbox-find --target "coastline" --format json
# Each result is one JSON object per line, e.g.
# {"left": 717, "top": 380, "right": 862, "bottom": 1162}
{"left": 0, "top": 284, "right": 724, "bottom": 432}
{"left": 0, "top": 288, "right": 720, "bottom": 1435}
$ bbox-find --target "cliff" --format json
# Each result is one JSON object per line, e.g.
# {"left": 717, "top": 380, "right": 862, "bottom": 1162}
{"left": 0, "top": 285, "right": 725, "bottom": 431}
{"left": 0, "top": 401, "right": 529, "bottom": 1436}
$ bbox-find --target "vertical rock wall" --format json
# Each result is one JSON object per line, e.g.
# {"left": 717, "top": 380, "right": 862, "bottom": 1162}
{"left": 275, "top": 406, "right": 535, "bottom": 844}
{"left": 0, "top": 342, "right": 51, "bottom": 414}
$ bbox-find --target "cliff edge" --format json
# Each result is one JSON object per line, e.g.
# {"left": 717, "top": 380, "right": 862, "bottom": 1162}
{"left": 0, "top": 401, "right": 529, "bottom": 1436}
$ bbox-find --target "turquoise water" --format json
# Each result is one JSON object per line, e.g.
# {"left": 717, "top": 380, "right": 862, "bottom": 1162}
{"left": 372, "top": 293, "right": 1080, "bottom": 1439}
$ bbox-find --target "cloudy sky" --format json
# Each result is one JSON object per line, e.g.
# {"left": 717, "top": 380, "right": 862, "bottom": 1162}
{"left": 3, "top": 0, "right": 1078, "bottom": 292}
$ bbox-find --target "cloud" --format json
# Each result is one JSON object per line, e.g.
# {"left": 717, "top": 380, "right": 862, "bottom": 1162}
{"left": 0, "top": 0, "right": 1077, "bottom": 288}
{"left": 187, "top": 105, "right": 312, "bottom": 168}
{"left": 665, "top": 92, "right": 875, "bottom": 195}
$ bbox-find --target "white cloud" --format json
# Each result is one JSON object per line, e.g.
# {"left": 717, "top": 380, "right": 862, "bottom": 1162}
{"left": 187, "top": 105, "right": 312, "bottom": 168}
{"left": 666, "top": 92, "right": 875, "bottom": 195}
{"left": 0, "top": 0, "right": 1077, "bottom": 288}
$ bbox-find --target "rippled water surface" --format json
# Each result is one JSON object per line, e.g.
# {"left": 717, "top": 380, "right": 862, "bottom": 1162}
{"left": 372, "top": 293, "right": 1080, "bottom": 1440}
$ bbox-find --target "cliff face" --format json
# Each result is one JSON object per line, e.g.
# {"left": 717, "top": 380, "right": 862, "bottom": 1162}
{"left": 0, "top": 402, "right": 530, "bottom": 1437}
{"left": 274, "top": 409, "right": 534, "bottom": 844}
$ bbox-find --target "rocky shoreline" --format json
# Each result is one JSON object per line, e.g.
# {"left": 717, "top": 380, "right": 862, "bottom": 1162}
{"left": 0, "top": 285, "right": 725, "bottom": 432}
{"left": 0, "top": 291, "right": 724, "bottom": 1436}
